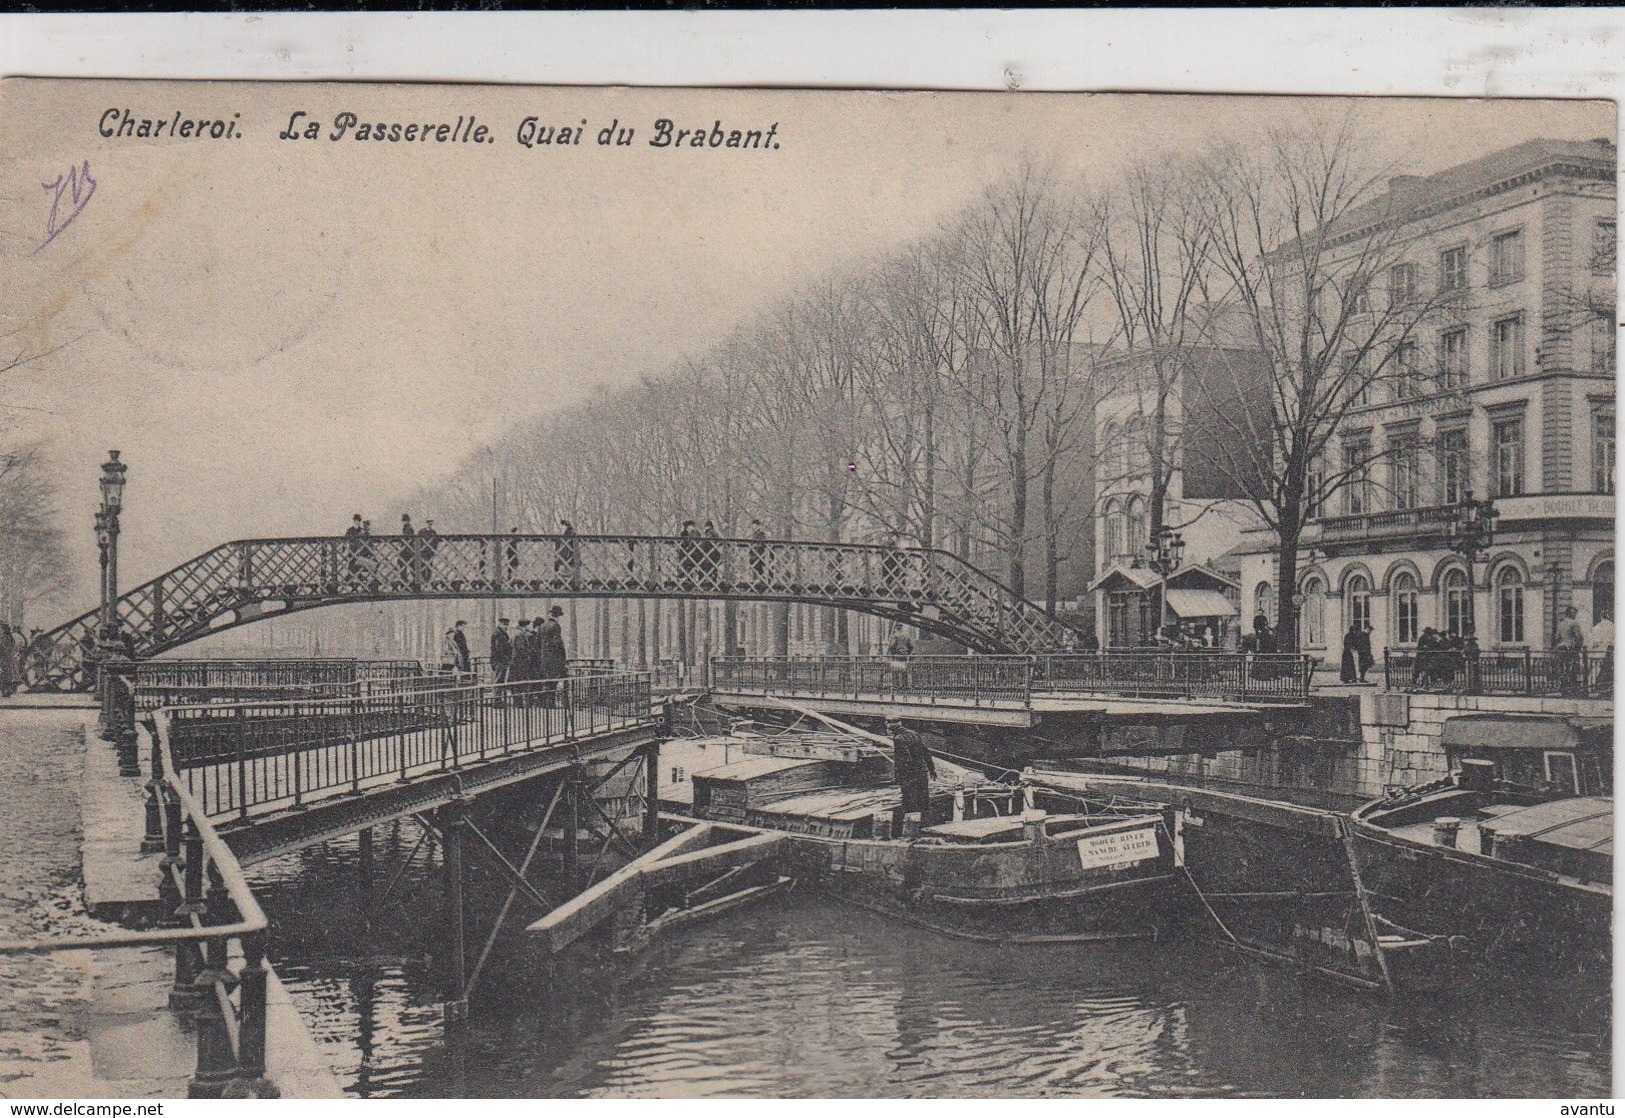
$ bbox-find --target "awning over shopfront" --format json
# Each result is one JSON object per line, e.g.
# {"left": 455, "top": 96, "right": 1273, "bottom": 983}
{"left": 1164, "top": 589, "right": 1238, "bottom": 619}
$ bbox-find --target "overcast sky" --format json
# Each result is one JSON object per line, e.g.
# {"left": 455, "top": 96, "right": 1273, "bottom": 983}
{"left": 0, "top": 81, "right": 1610, "bottom": 613}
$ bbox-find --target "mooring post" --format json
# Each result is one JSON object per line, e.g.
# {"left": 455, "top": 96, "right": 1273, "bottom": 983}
{"left": 358, "top": 825, "right": 375, "bottom": 889}
{"left": 440, "top": 797, "right": 469, "bottom": 1027}
{"left": 641, "top": 740, "right": 662, "bottom": 843}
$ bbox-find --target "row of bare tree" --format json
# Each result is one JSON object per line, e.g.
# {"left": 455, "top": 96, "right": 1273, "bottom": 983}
{"left": 409, "top": 113, "right": 1579, "bottom": 652}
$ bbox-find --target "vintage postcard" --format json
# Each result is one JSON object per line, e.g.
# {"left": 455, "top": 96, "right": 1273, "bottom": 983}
{"left": 0, "top": 78, "right": 1613, "bottom": 1101}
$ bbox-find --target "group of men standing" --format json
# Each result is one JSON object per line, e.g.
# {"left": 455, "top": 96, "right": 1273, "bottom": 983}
{"left": 487, "top": 607, "right": 569, "bottom": 705}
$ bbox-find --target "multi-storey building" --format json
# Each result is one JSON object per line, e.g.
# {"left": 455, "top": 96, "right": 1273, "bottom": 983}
{"left": 1091, "top": 344, "right": 1272, "bottom": 647}
{"left": 1234, "top": 137, "right": 1616, "bottom": 661}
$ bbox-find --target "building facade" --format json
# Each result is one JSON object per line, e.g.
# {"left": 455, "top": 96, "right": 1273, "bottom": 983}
{"left": 1234, "top": 138, "right": 1616, "bottom": 664}
{"left": 1091, "top": 345, "right": 1271, "bottom": 648}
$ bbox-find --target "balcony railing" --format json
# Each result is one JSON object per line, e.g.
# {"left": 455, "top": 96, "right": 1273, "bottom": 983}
{"left": 1314, "top": 504, "right": 1455, "bottom": 547}
{"left": 1383, "top": 649, "right": 1613, "bottom": 698}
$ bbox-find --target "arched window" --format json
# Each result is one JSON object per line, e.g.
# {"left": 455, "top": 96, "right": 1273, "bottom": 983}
{"left": 1125, "top": 496, "right": 1147, "bottom": 556}
{"left": 1346, "top": 574, "right": 1372, "bottom": 633}
{"left": 1495, "top": 566, "right": 1525, "bottom": 645}
{"left": 1594, "top": 559, "right": 1614, "bottom": 624}
{"left": 1299, "top": 576, "right": 1326, "bottom": 647}
{"left": 1441, "top": 568, "right": 1471, "bottom": 638}
{"left": 1392, "top": 572, "right": 1419, "bottom": 645}
{"left": 1253, "top": 581, "right": 1273, "bottom": 627}
{"left": 1102, "top": 499, "right": 1123, "bottom": 563}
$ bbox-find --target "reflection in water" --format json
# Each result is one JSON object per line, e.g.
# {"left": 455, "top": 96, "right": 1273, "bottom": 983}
{"left": 250, "top": 830, "right": 1609, "bottom": 1098}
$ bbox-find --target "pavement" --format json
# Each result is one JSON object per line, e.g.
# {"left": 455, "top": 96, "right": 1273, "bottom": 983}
{"left": 0, "top": 707, "right": 341, "bottom": 1099}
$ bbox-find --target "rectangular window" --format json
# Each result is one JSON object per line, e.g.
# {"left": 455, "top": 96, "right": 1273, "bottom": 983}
{"left": 1439, "top": 244, "right": 1468, "bottom": 293}
{"left": 1594, "top": 220, "right": 1616, "bottom": 276}
{"left": 1490, "top": 314, "right": 1525, "bottom": 381}
{"left": 1489, "top": 229, "right": 1524, "bottom": 286}
{"left": 1438, "top": 427, "right": 1469, "bottom": 505}
{"left": 1388, "top": 262, "right": 1418, "bottom": 305}
{"left": 1595, "top": 406, "right": 1616, "bottom": 495}
{"left": 1343, "top": 434, "right": 1372, "bottom": 515}
{"left": 1592, "top": 315, "right": 1616, "bottom": 374}
{"left": 1390, "top": 434, "right": 1420, "bottom": 510}
{"left": 1438, "top": 327, "right": 1468, "bottom": 390}
{"left": 1393, "top": 340, "right": 1421, "bottom": 399}
{"left": 1306, "top": 455, "right": 1326, "bottom": 519}
{"left": 1492, "top": 416, "right": 1524, "bottom": 497}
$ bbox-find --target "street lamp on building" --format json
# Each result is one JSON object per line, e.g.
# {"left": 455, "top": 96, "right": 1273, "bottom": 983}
{"left": 1143, "top": 527, "right": 1185, "bottom": 637}
{"left": 1445, "top": 489, "right": 1497, "bottom": 636}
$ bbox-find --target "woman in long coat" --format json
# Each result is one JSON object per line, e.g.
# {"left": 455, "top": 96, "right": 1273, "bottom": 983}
{"left": 1339, "top": 622, "right": 1361, "bottom": 683}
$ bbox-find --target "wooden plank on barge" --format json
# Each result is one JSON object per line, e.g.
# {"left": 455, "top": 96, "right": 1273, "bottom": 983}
{"left": 527, "top": 823, "right": 716, "bottom": 953}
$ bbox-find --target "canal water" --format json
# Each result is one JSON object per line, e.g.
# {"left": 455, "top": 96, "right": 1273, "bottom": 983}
{"left": 249, "top": 825, "right": 1610, "bottom": 1099}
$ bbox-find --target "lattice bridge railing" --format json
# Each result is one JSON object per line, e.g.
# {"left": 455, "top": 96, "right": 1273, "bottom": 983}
{"left": 28, "top": 534, "right": 1076, "bottom": 690}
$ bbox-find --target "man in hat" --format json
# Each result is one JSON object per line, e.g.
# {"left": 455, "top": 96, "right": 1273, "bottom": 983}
{"left": 344, "top": 514, "right": 365, "bottom": 586}
{"left": 886, "top": 716, "right": 936, "bottom": 835}
{"left": 451, "top": 619, "right": 472, "bottom": 675}
{"left": 490, "top": 618, "right": 512, "bottom": 684}
{"left": 537, "top": 606, "right": 568, "bottom": 709}
{"left": 509, "top": 618, "right": 536, "bottom": 702}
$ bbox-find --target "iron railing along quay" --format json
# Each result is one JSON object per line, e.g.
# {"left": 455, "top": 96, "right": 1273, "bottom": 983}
{"left": 162, "top": 672, "right": 654, "bottom": 822}
{"left": 1383, "top": 649, "right": 1613, "bottom": 698}
{"left": 0, "top": 689, "right": 279, "bottom": 1097}
{"left": 1035, "top": 652, "right": 1317, "bottom": 704}
{"left": 712, "top": 655, "right": 1034, "bottom": 707}
{"left": 711, "top": 652, "right": 1318, "bottom": 706}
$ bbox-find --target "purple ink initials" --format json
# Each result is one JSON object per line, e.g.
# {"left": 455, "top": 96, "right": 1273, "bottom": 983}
{"left": 37, "top": 160, "right": 97, "bottom": 253}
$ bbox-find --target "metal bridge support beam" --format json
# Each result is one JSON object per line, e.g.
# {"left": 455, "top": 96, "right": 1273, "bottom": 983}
{"left": 561, "top": 768, "right": 581, "bottom": 893}
{"left": 439, "top": 798, "right": 469, "bottom": 1028}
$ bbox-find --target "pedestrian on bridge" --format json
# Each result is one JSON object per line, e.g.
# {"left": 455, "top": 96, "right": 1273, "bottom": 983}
{"left": 556, "top": 520, "right": 580, "bottom": 588}
{"left": 510, "top": 619, "right": 537, "bottom": 701}
{"left": 418, "top": 520, "right": 440, "bottom": 587}
{"left": 398, "top": 515, "right": 417, "bottom": 589}
{"left": 538, "top": 607, "right": 568, "bottom": 710}
{"left": 490, "top": 618, "right": 513, "bottom": 683}
{"left": 344, "top": 514, "right": 365, "bottom": 587}
{"left": 451, "top": 620, "right": 472, "bottom": 675}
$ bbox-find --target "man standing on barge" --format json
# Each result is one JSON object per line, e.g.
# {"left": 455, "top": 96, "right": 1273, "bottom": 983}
{"left": 886, "top": 716, "right": 936, "bottom": 835}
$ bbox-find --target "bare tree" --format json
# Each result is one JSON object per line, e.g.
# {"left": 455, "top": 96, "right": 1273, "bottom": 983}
{"left": 956, "top": 162, "right": 1099, "bottom": 601}
{"left": 1191, "top": 114, "right": 1464, "bottom": 648}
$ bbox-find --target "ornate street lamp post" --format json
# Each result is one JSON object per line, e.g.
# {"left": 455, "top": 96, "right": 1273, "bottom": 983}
{"left": 1143, "top": 527, "right": 1185, "bottom": 639}
{"left": 1445, "top": 489, "right": 1497, "bottom": 637}
{"left": 98, "top": 451, "right": 127, "bottom": 640}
